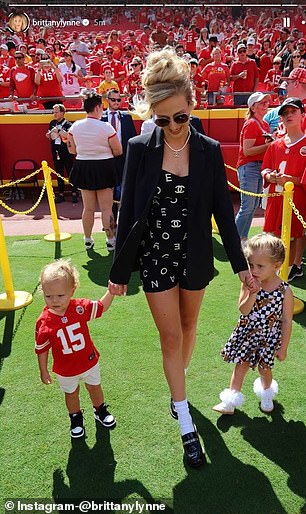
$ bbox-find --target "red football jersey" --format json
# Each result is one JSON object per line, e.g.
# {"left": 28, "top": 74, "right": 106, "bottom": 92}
{"left": 262, "top": 135, "right": 306, "bottom": 237}
{"left": 35, "top": 298, "right": 104, "bottom": 377}
{"left": 37, "top": 69, "right": 62, "bottom": 98}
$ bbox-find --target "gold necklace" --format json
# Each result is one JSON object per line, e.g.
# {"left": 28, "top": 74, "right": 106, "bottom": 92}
{"left": 164, "top": 129, "right": 191, "bottom": 158}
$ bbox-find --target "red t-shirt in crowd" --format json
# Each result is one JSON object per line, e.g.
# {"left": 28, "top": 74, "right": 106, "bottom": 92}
{"left": 230, "top": 58, "right": 259, "bottom": 93}
{"left": 90, "top": 59, "right": 103, "bottom": 76}
{"left": 0, "top": 67, "right": 10, "bottom": 98}
{"left": 201, "top": 62, "right": 230, "bottom": 91}
{"left": 10, "top": 65, "right": 35, "bottom": 98}
{"left": 262, "top": 135, "right": 306, "bottom": 237}
{"left": 35, "top": 298, "right": 104, "bottom": 377}
{"left": 237, "top": 117, "right": 270, "bottom": 168}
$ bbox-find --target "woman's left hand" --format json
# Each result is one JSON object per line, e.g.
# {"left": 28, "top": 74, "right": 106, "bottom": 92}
{"left": 238, "top": 270, "right": 255, "bottom": 290}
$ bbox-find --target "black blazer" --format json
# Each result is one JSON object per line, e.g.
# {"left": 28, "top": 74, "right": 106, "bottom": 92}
{"left": 190, "top": 115, "right": 205, "bottom": 135}
{"left": 110, "top": 125, "right": 247, "bottom": 288}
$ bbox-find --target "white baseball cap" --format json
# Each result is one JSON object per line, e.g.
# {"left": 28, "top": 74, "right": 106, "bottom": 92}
{"left": 247, "top": 37, "right": 256, "bottom": 45}
{"left": 247, "top": 92, "right": 270, "bottom": 108}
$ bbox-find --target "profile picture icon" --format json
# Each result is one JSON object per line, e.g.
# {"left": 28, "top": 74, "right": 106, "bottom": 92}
{"left": 8, "top": 12, "right": 29, "bottom": 33}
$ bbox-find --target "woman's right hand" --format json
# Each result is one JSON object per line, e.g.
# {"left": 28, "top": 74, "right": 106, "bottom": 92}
{"left": 108, "top": 280, "right": 127, "bottom": 296}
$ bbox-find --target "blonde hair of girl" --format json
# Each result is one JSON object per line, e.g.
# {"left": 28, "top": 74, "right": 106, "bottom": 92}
{"left": 243, "top": 233, "right": 286, "bottom": 264}
{"left": 40, "top": 258, "right": 80, "bottom": 291}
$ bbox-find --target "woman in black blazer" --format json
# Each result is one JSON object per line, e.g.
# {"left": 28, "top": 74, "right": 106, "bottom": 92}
{"left": 109, "top": 49, "right": 251, "bottom": 468}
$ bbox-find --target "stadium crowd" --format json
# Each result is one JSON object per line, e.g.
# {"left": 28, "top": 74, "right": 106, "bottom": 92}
{"left": 0, "top": 5, "right": 306, "bottom": 110}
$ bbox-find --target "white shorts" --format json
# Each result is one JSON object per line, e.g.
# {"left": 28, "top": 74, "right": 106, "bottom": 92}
{"left": 56, "top": 362, "right": 101, "bottom": 393}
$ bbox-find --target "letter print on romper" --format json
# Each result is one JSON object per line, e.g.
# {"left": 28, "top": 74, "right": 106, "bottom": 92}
{"left": 139, "top": 170, "right": 188, "bottom": 292}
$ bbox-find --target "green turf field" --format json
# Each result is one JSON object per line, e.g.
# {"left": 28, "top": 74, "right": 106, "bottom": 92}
{"left": 1, "top": 230, "right": 306, "bottom": 514}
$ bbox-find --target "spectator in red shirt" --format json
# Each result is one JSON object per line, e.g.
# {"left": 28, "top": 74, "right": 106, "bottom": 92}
{"left": 106, "top": 30, "right": 123, "bottom": 61}
{"left": 201, "top": 47, "right": 230, "bottom": 105}
{"left": 150, "top": 23, "right": 168, "bottom": 48}
{"left": 258, "top": 39, "right": 274, "bottom": 84}
{"left": 89, "top": 50, "right": 104, "bottom": 76}
{"left": 35, "top": 55, "right": 63, "bottom": 109}
{"left": 198, "top": 35, "right": 218, "bottom": 70}
{"left": 230, "top": 43, "right": 259, "bottom": 106}
{"left": 124, "top": 56, "right": 144, "bottom": 104}
{"left": 0, "top": 65, "right": 11, "bottom": 105}
{"left": 264, "top": 57, "right": 282, "bottom": 92}
{"left": 9, "top": 51, "right": 36, "bottom": 101}
{"left": 184, "top": 24, "right": 198, "bottom": 59}
{"left": 189, "top": 58, "right": 205, "bottom": 108}
{"left": 53, "top": 40, "right": 64, "bottom": 60}
{"left": 128, "top": 31, "right": 146, "bottom": 55}
{"left": 101, "top": 46, "right": 125, "bottom": 92}
{"left": 235, "top": 92, "right": 271, "bottom": 240}
{"left": 0, "top": 44, "right": 15, "bottom": 68}
{"left": 139, "top": 25, "right": 151, "bottom": 51}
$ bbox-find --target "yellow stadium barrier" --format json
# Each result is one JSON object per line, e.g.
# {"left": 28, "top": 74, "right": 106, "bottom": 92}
{"left": 0, "top": 215, "right": 33, "bottom": 311}
{"left": 42, "top": 160, "right": 72, "bottom": 243}
{"left": 279, "top": 182, "right": 304, "bottom": 315}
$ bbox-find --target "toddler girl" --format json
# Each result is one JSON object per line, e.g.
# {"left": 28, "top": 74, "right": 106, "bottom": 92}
{"left": 213, "top": 233, "right": 293, "bottom": 415}
{"left": 35, "top": 259, "right": 116, "bottom": 438}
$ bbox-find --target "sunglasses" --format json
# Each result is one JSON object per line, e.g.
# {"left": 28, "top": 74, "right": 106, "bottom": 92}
{"left": 238, "top": 49, "right": 246, "bottom": 54}
{"left": 106, "top": 51, "right": 113, "bottom": 55}
{"left": 63, "top": 54, "right": 71, "bottom": 57}
{"left": 108, "top": 98, "right": 121, "bottom": 102}
{"left": 15, "top": 56, "right": 24, "bottom": 59}
{"left": 131, "top": 63, "right": 140, "bottom": 67}
{"left": 293, "top": 55, "right": 301, "bottom": 58}
{"left": 154, "top": 113, "right": 189, "bottom": 127}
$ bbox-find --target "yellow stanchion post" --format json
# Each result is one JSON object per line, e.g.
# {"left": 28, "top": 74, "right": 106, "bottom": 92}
{"left": 42, "top": 160, "right": 71, "bottom": 242}
{"left": 0, "top": 215, "right": 32, "bottom": 311}
{"left": 211, "top": 215, "right": 219, "bottom": 234}
{"left": 279, "top": 181, "right": 304, "bottom": 315}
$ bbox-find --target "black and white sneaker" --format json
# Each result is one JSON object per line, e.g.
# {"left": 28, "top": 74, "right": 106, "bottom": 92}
{"left": 288, "top": 264, "right": 303, "bottom": 282}
{"left": 106, "top": 240, "right": 116, "bottom": 252}
{"left": 69, "top": 410, "right": 84, "bottom": 438}
{"left": 93, "top": 403, "right": 116, "bottom": 429}
{"left": 84, "top": 238, "right": 94, "bottom": 250}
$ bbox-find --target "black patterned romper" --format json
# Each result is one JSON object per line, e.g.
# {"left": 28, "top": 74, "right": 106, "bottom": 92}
{"left": 139, "top": 170, "right": 188, "bottom": 293}
{"left": 221, "top": 281, "right": 289, "bottom": 369}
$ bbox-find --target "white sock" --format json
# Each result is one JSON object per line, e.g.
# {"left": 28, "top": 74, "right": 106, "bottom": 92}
{"left": 84, "top": 236, "right": 93, "bottom": 243}
{"left": 174, "top": 399, "right": 194, "bottom": 436}
{"left": 107, "top": 237, "right": 116, "bottom": 244}
{"left": 184, "top": 368, "right": 188, "bottom": 375}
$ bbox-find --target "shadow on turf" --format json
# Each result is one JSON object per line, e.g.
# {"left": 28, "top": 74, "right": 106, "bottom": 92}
{"left": 83, "top": 250, "right": 141, "bottom": 296}
{"left": 217, "top": 402, "right": 306, "bottom": 509}
{"left": 0, "top": 311, "right": 15, "bottom": 406}
{"left": 53, "top": 425, "right": 173, "bottom": 512}
{"left": 171, "top": 405, "right": 287, "bottom": 514}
